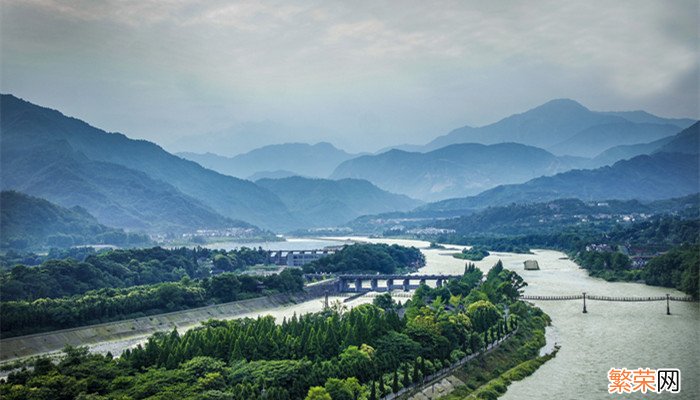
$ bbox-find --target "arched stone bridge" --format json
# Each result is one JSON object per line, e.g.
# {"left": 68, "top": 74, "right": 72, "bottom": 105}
{"left": 304, "top": 274, "right": 462, "bottom": 292}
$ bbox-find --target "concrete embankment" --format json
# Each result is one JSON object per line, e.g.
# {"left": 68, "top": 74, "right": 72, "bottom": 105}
{"left": 0, "top": 281, "right": 337, "bottom": 363}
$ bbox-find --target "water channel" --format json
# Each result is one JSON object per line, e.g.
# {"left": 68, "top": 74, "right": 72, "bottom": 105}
{"left": 8, "top": 237, "right": 696, "bottom": 399}
{"left": 327, "top": 237, "right": 699, "bottom": 400}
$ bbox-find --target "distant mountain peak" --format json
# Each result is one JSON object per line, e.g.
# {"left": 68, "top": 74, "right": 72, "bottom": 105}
{"left": 178, "top": 141, "right": 356, "bottom": 179}
{"left": 524, "top": 98, "right": 590, "bottom": 116}
{"left": 422, "top": 97, "right": 691, "bottom": 155}
{"left": 536, "top": 98, "right": 587, "bottom": 110}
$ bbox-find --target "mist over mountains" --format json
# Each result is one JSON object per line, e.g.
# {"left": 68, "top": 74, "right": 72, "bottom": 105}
{"left": 178, "top": 142, "right": 356, "bottom": 179}
{"left": 331, "top": 101, "right": 696, "bottom": 201}
{"left": 0, "top": 94, "right": 418, "bottom": 233}
{"left": 331, "top": 142, "right": 579, "bottom": 201}
{"left": 0, "top": 191, "right": 150, "bottom": 249}
{"left": 425, "top": 150, "right": 699, "bottom": 212}
{"left": 1, "top": 93, "right": 697, "bottom": 240}
{"left": 419, "top": 99, "right": 694, "bottom": 156}
{"left": 255, "top": 176, "right": 422, "bottom": 228}
{"left": 0, "top": 94, "right": 296, "bottom": 232}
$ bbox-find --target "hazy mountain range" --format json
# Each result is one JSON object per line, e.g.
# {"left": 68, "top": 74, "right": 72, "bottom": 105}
{"left": 424, "top": 149, "right": 699, "bottom": 212}
{"left": 0, "top": 94, "right": 418, "bottom": 232}
{"left": 589, "top": 122, "right": 699, "bottom": 167}
{"left": 1, "top": 93, "right": 697, "bottom": 240}
{"left": 255, "top": 176, "right": 422, "bottom": 228}
{"left": 1, "top": 135, "right": 238, "bottom": 232}
{"left": 418, "top": 99, "right": 694, "bottom": 156}
{"left": 331, "top": 142, "right": 582, "bottom": 201}
{"left": 0, "top": 94, "right": 294, "bottom": 231}
{"left": 332, "top": 102, "right": 695, "bottom": 201}
{"left": 170, "top": 120, "right": 328, "bottom": 157}
{"left": 0, "top": 191, "right": 149, "bottom": 249}
{"left": 178, "top": 142, "right": 356, "bottom": 179}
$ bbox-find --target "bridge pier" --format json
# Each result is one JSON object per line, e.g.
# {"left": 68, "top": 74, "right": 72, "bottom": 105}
{"left": 316, "top": 274, "right": 462, "bottom": 293}
{"left": 419, "top": 279, "right": 426, "bottom": 286}
{"left": 582, "top": 292, "right": 587, "bottom": 313}
{"left": 666, "top": 293, "right": 671, "bottom": 315}
{"left": 337, "top": 278, "right": 347, "bottom": 292}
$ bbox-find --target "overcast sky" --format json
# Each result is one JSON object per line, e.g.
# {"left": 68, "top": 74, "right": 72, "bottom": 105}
{"left": 1, "top": 0, "right": 698, "bottom": 154}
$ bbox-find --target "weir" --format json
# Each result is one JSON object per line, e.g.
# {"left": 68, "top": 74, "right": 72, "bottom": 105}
{"left": 303, "top": 274, "right": 462, "bottom": 293}
{"left": 267, "top": 249, "right": 338, "bottom": 266}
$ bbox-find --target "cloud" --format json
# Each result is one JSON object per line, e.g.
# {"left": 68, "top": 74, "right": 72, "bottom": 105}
{"left": 1, "top": 0, "right": 697, "bottom": 152}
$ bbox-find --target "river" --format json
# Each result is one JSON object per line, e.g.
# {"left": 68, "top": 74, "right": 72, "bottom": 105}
{"left": 8, "top": 237, "right": 696, "bottom": 399}
{"left": 319, "top": 237, "right": 699, "bottom": 400}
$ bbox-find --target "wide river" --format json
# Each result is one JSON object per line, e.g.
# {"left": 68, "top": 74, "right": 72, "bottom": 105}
{"left": 309, "top": 237, "right": 699, "bottom": 400}
{"left": 21, "top": 237, "right": 694, "bottom": 399}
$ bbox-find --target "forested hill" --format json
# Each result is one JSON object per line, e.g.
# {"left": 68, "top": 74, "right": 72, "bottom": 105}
{"left": 302, "top": 243, "right": 425, "bottom": 274}
{"left": 424, "top": 152, "right": 699, "bottom": 211}
{"left": 256, "top": 177, "right": 422, "bottom": 228}
{"left": 0, "top": 191, "right": 150, "bottom": 250}
{"left": 0, "top": 259, "right": 547, "bottom": 400}
{"left": 331, "top": 142, "right": 579, "bottom": 201}
{"left": 427, "top": 212, "right": 700, "bottom": 297}
{"left": 0, "top": 94, "right": 297, "bottom": 231}
{"left": 431, "top": 195, "right": 700, "bottom": 236}
{"left": 589, "top": 121, "right": 698, "bottom": 167}
{"left": 0, "top": 245, "right": 306, "bottom": 336}
{"left": 654, "top": 121, "right": 699, "bottom": 155}
{"left": 0, "top": 135, "right": 238, "bottom": 232}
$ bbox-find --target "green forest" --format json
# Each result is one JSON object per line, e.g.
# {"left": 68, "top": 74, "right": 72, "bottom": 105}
{"left": 431, "top": 216, "right": 700, "bottom": 298}
{"left": 0, "top": 191, "right": 152, "bottom": 250}
{"left": 0, "top": 269, "right": 304, "bottom": 337}
{"left": 0, "top": 243, "right": 429, "bottom": 337}
{"left": 302, "top": 243, "right": 425, "bottom": 274}
{"left": 0, "top": 246, "right": 273, "bottom": 302}
{"left": 453, "top": 246, "right": 490, "bottom": 261}
{"left": 0, "top": 246, "right": 298, "bottom": 336}
{"left": 0, "top": 261, "right": 550, "bottom": 400}
{"left": 577, "top": 244, "right": 699, "bottom": 297}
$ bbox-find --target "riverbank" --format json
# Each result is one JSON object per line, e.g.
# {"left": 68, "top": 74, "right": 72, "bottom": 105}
{"left": 0, "top": 281, "right": 339, "bottom": 363}
{"left": 336, "top": 237, "right": 698, "bottom": 399}
{"left": 435, "top": 302, "right": 552, "bottom": 400}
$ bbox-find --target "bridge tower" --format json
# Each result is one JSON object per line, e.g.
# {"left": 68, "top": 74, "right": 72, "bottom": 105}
{"left": 582, "top": 292, "right": 587, "bottom": 313}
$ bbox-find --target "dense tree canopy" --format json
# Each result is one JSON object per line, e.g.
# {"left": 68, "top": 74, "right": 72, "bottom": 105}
{"left": 432, "top": 215, "right": 699, "bottom": 297}
{"left": 1, "top": 269, "right": 304, "bottom": 337}
{"left": 303, "top": 243, "right": 425, "bottom": 274}
{"left": 0, "top": 261, "right": 529, "bottom": 400}
{"left": 0, "top": 246, "right": 271, "bottom": 302}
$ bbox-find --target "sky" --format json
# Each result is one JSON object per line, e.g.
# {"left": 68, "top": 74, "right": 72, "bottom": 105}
{"left": 1, "top": 0, "right": 698, "bottom": 154}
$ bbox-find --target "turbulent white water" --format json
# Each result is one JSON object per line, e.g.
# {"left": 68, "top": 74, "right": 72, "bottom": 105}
{"left": 325, "top": 237, "right": 700, "bottom": 400}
